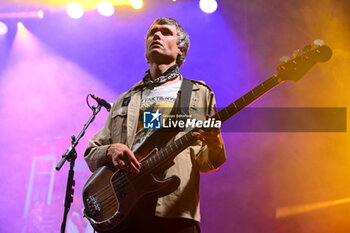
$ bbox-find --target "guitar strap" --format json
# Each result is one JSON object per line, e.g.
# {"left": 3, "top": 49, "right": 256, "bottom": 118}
{"left": 175, "top": 78, "right": 193, "bottom": 131}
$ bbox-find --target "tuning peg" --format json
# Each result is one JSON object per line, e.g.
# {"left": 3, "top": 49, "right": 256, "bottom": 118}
{"left": 279, "top": 56, "right": 290, "bottom": 63}
{"left": 292, "top": 49, "right": 300, "bottom": 58}
{"left": 313, "top": 39, "right": 324, "bottom": 46}
{"left": 302, "top": 44, "right": 312, "bottom": 52}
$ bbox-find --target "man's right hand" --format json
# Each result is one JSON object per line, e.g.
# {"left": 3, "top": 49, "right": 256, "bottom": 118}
{"left": 107, "top": 143, "right": 142, "bottom": 173}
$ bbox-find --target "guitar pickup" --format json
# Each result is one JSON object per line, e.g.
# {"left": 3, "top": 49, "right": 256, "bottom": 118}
{"left": 86, "top": 195, "right": 101, "bottom": 216}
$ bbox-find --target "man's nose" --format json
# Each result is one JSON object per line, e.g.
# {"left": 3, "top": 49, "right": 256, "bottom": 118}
{"left": 153, "top": 31, "right": 162, "bottom": 39}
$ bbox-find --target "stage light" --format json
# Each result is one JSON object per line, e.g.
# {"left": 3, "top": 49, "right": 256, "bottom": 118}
{"left": 38, "top": 10, "right": 44, "bottom": 19}
{"left": 97, "top": 1, "right": 115, "bottom": 17}
{"left": 199, "top": 0, "right": 218, "bottom": 14}
{"left": 131, "top": 0, "right": 143, "bottom": 9}
{"left": 66, "top": 2, "right": 84, "bottom": 19}
{"left": 17, "top": 22, "right": 24, "bottom": 30}
{"left": 0, "top": 21, "right": 8, "bottom": 35}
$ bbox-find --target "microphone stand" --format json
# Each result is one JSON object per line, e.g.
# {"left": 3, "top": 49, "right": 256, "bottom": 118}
{"left": 56, "top": 104, "right": 103, "bottom": 233}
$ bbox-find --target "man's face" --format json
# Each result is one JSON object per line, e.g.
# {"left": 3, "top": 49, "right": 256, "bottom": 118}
{"left": 145, "top": 23, "right": 182, "bottom": 65}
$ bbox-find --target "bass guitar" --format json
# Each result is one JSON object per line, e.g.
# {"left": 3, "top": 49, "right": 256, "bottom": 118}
{"left": 82, "top": 41, "right": 332, "bottom": 232}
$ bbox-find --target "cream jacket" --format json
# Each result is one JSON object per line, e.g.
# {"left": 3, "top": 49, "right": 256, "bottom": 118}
{"left": 84, "top": 79, "right": 226, "bottom": 222}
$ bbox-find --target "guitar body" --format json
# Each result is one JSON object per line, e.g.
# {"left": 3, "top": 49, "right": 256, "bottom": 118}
{"left": 83, "top": 129, "right": 180, "bottom": 232}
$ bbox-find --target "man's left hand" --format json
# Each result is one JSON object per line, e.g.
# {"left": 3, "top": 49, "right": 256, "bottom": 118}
{"left": 192, "top": 127, "right": 224, "bottom": 155}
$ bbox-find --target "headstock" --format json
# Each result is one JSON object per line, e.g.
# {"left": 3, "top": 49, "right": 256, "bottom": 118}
{"left": 276, "top": 40, "right": 332, "bottom": 82}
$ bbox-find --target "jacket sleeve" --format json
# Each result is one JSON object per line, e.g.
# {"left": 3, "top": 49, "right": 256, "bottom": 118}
{"left": 84, "top": 82, "right": 143, "bottom": 172}
{"left": 84, "top": 91, "right": 128, "bottom": 172}
{"left": 84, "top": 109, "right": 113, "bottom": 172}
{"left": 194, "top": 86, "right": 227, "bottom": 173}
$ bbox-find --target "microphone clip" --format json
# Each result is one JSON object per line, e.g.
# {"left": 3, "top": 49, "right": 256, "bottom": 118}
{"left": 89, "top": 94, "right": 111, "bottom": 112}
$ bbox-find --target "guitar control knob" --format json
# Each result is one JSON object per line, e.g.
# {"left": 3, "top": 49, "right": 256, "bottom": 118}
{"left": 292, "top": 49, "right": 300, "bottom": 58}
{"left": 313, "top": 39, "right": 324, "bottom": 46}
{"left": 279, "top": 56, "right": 290, "bottom": 63}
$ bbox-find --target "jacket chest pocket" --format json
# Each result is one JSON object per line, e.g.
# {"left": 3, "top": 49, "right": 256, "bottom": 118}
{"left": 111, "top": 107, "right": 128, "bottom": 144}
{"left": 189, "top": 95, "right": 207, "bottom": 122}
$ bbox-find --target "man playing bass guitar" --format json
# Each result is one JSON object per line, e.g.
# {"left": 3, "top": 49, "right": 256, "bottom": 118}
{"left": 84, "top": 17, "right": 226, "bottom": 233}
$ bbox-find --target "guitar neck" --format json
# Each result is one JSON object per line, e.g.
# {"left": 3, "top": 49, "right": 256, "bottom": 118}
{"left": 214, "top": 74, "right": 282, "bottom": 122}
{"left": 142, "top": 75, "right": 283, "bottom": 172}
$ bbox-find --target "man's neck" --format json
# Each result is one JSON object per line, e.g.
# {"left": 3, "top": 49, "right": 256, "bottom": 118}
{"left": 149, "top": 62, "right": 177, "bottom": 80}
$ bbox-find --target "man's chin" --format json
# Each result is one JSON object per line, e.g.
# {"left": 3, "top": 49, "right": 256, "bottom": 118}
{"left": 147, "top": 53, "right": 174, "bottom": 64}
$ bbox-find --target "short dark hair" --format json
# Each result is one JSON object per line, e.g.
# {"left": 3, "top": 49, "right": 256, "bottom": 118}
{"left": 146, "top": 17, "right": 190, "bottom": 67}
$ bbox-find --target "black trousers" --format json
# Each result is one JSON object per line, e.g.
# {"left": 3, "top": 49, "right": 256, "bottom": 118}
{"left": 100, "top": 218, "right": 200, "bottom": 233}
{"left": 117, "top": 216, "right": 200, "bottom": 233}
{"left": 115, "top": 196, "right": 200, "bottom": 233}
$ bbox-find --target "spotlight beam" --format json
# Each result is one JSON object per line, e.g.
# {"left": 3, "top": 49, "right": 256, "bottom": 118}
{"left": 276, "top": 197, "right": 350, "bottom": 219}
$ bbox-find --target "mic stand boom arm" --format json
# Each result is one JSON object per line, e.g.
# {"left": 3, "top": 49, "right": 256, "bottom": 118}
{"left": 56, "top": 104, "right": 102, "bottom": 233}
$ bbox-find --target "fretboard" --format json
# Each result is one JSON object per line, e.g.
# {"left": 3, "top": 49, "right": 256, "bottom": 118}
{"left": 143, "top": 75, "right": 282, "bottom": 172}
{"left": 214, "top": 75, "right": 281, "bottom": 122}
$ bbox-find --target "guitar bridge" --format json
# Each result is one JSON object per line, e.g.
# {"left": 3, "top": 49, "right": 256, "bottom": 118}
{"left": 86, "top": 195, "right": 101, "bottom": 216}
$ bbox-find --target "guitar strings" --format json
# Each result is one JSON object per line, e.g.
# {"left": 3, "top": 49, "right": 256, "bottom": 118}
{"left": 89, "top": 76, "right": 280, "bottom": 215}
{"left": 86, "top": 76, "right": 280, "bottom": 215}
{"left": 92, "top": 128, "right": 196, "bottom": 202}
{"left": 94, "top": 133, "right": 198, "bottom": 216}
{"left": 89, "top": 47, "right": 325, "bottom": 212}
{"left": 87, "top": 76, "right": 280, "bottom": 214}
{"left": 89, "top": 133, "right": 184, "bottom": 202}
{"left": 97, "top": 136, "right": 196, "bottom": 212}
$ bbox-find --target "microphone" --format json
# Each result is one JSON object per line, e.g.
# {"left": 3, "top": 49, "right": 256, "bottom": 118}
{"left": 90, "top": 94, "right": 111, "bottom": 112}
